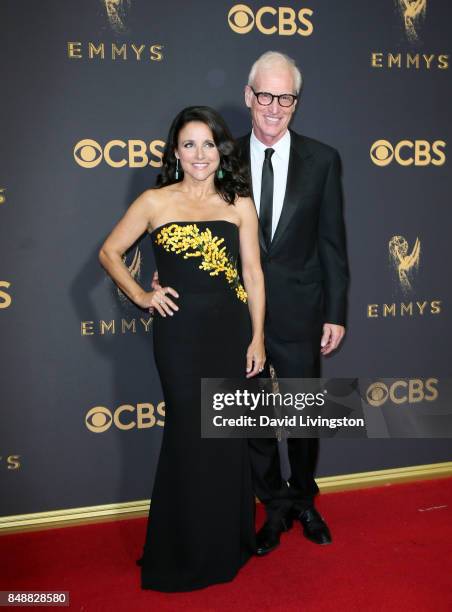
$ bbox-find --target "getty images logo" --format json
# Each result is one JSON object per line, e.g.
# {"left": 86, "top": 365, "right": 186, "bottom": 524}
{"left": 370, "top": 139, "right": 446, "bottom": 167}
{"left": 228, "top": 4, "right": 314, "bottom": 36}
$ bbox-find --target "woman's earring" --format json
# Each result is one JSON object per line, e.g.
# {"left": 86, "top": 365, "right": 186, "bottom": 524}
{"left": 175, "top": 158, "right": 180, "bottom": 180}
{"left": 217, "top": 167, "right": 224, "bottom": 179}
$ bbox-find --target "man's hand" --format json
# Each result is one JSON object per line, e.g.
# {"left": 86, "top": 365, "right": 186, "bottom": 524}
{"left": 320, "top": 323, "right": 345, "bottom": 355}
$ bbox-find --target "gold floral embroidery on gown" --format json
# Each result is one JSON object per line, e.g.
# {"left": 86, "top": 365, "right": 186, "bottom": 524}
{"left": 155, "top": 223, "right": 248, "bottom": 303}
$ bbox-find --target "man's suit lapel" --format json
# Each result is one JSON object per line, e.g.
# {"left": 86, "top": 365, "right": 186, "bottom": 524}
{"left": 240, "top": 130, "right": 313, "bottom": 254}
{"left": 241, "top": 133, "right": 268, "bottom": 254}
{"left": 270, "top": 132, "right": 313, "bottom": 253}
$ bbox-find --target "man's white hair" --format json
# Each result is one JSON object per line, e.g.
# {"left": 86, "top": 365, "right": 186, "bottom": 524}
{"left": 247, "top": 51, "right": 302, "bottom": 94}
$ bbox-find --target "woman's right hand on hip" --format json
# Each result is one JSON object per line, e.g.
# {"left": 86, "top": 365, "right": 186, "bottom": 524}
{"left": 147, "top": 286, "right": 179, "bottom": 317}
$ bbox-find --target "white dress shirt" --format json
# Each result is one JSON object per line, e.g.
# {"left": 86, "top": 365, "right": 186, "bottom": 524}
{"left": 250, "top": 129, "right": 291, "bottom": 239}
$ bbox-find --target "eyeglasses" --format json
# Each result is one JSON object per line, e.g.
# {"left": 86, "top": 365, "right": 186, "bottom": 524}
{"left": 250, "top": 87, "right": 297, "bottom": 108}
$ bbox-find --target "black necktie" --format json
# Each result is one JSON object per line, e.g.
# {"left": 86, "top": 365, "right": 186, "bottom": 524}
{"left": 260, "top": 148, "right": 274, "bottom": 249}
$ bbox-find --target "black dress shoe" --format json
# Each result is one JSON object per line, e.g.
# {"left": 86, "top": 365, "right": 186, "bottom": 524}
{"left": 255, "top": 516, "right": 293, "bottom": 556}
{"left": 294, "top": 506, "right": 332, "bottom": 545}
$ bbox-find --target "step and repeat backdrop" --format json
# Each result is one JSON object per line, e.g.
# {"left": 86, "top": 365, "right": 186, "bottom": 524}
{"left": 1, "top": 1, "right": 451, "bottom": 517}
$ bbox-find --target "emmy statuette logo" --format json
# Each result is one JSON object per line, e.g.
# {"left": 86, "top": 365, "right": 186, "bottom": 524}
{"left": 371, "top": 1, "right": 448, "bottom": 70}
{"left": 102, "top": 0, "right": 131, "bottom": 33}
{"left": 389, "top": 235, "right": 420, "bottom": 293}
{"left": 366, "top": 235, "right": 442, "bottom": 319}
{"left": 396, "top": 0, "right": 427, "bottom": 42}
{"left": 117, "top": 247, "right": 142, "bottom": 302}
{"left": 67, "top": 2, "right": 163, "bottom": 63}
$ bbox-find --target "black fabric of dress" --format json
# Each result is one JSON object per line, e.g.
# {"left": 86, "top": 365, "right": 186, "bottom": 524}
{"left": 138, "top": 220, "right": 256, "bottom": 592}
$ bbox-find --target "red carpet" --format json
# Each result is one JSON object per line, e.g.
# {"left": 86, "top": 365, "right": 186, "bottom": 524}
{"left": 1, "top": 478, "right": 451, "bottom": 611}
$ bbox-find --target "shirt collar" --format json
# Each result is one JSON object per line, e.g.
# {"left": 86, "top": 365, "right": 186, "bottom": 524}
{"left": 251, "top": 128, "right": 291, "bottom": 161}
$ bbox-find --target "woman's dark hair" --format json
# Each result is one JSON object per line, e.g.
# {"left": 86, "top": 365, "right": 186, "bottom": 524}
{"left": 155, "top": 106, "right": 250, "bottom": 204}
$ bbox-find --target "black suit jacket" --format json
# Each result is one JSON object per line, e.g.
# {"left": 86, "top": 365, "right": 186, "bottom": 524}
{"left": 236, "top": 129, "right": 349, "bottom": 341}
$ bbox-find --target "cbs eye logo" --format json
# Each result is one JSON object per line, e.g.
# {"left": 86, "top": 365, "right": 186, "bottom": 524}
{"left": 370, "top": 140, "right": 446, "bottom": 167}
{"left": 366, "top": 382, "right": 389, "bottom": 407}
{"left": 74, "top": 139, "right": 103, "bottom": 168}
{"left": 228, "top": 4, "right": 254, "bottom": 33}
{"left": 73, "top": 138, "right": 165, "bottom": 168}
{"left": 85, "top": 402, "right": 165, "bottom": 432}
{"left": 228, "top": 4, "right": 314, "bottom": 36}
{"left": 366, "top": 378, "right": 438, "bottom": 407}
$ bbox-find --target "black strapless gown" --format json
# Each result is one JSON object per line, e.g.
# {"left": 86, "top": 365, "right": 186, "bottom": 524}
{"left": 139, "top": 220, "right": 256, "bottom": 592}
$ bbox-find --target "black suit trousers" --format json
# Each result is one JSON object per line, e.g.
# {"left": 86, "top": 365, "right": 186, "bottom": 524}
{"left": 248, "top": 331, "right": 321, "bottom": 524}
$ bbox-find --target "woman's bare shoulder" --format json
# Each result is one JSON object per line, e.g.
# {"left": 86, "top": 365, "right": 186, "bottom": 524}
{"left": 234, "top": 194, "right": 255, "bottom": 207}
{"left": 136, "top": 184, "right": 177, "bottom": 209}
{"left": 139, "top": 185, "right": 169, "bottom": 203}
{"left": 234, "top": 195, "right": 257, "bottom": 222}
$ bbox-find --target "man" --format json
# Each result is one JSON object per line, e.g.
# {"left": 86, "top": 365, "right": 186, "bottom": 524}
{"left": 236, "top": 51, "right": 349, "bottom": 555}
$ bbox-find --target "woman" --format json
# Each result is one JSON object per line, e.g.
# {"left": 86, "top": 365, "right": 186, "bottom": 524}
{"left": 98, "top": 106, "right": 266, "bottom": 591}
